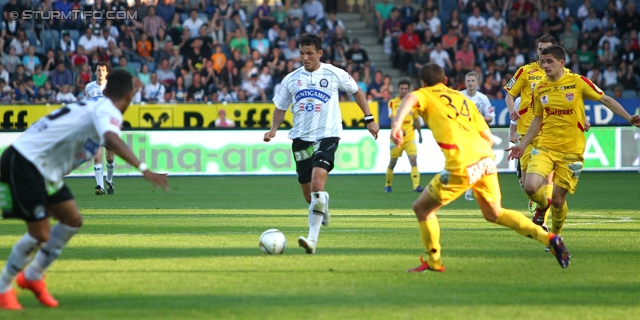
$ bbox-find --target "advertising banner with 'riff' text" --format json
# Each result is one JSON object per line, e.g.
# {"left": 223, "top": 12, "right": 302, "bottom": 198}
{"left": 0, "top": 128, "right": 638, "bottom": 177}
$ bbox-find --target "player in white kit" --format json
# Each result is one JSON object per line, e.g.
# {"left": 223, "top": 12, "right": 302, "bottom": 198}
{"left": 0, "top": 70, "right": 169, "bottom": 310}
{"left": 85, "top": 62, "right": 116, "bottom": 195}
{"left": 460, "top": 71, "right": 495, "bottom": 201}
{"left": 264, "top": 34, "right": 380, "bottom": 254}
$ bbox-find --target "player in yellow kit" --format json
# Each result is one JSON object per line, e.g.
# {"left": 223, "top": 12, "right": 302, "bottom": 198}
{"left": 392, "top": 63, "right": 571, "bottom": 272}
{"left": 507, "top": 45, "right": 640, "bottom": 237}
{"left": 504, "top": 34, "right": 566, "bottom": 226}
{"left": 385, "top": 79, "right": 423, "bottom": 192}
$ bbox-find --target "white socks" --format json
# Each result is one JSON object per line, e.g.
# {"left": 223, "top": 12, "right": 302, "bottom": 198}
{"left": 94, "top": 164, "right": 104, "bottom": 188}
{"left": 106, "top": 162, "right": 115, "bottom": 183}
{"left": 307, "top": 191, "right": 329, "bottom": 243}
{"left": 0, "top": 233, "right": 40, "bottom": 293}
{"left": 24, "top": 223, "right": 79, "bottom": 281}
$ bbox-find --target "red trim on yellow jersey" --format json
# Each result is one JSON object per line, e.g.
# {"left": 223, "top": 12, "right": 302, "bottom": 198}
{"left": 513, "top": 68, "right": 524, "bottom": 80}
{"left": 577, "top": 122, "right": 585, "bottom": 132}
{"left": 518, "top": 108, "right": 528, "bottom": 115}
{"left": 437, "top": 142, "right": 458, "bottom": 150}
{"left": 580, "top": 76, "right": 604, "bottom": 95}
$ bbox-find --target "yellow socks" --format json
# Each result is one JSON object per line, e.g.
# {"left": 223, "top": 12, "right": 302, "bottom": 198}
{"left": 529, "top": 187, "right": 549, "bottom": 209}
{"left": 411, "top": 166, "right": 420, "bottom": 190}
{"left": 418, "top": 217, "right": 443, "bottom": 269}
{"left": 495, "top": 209, "right": 550, "bottom": 246}
{"left": 385, "top": 168, "right": 393, "bottom": 187}
{"left": 551, "top": 202, "right": 568, "bottom": 235}
{"left": 542, "top": 184, "right": 553, "bottom": 225}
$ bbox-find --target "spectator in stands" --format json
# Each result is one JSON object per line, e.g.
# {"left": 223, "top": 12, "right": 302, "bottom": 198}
{"left": 183, "top": 9, "right": 204, "bottom": 38}
{"left": 271, "top": 2, "right": 288, "bottom": 28}
{"left": 71, "top": 46, "right": 89, "bottom": 68}
{"left": 410, "top": 43, "right": 430, "bottom": 80}
{"left": 143, "top": 6, "right": 166, "bottom": 38}
{"left": 215, "top": 109, "right": 236, "bottom": 127}
{"left": 59, "top": 30, "right": 76, "bottom": 57}
{"left": 143, "top": 73, "right": 166, "bottom": 102}
{"left": 488, "top": 10, "right": 506, "bottom": 38}
{"left": 13, "top": 81, "right": 33, "bottom": 103}
{"left": 171, "top": 75, "right": 187, "bottom": 102}
{"left": 255, "top": 0, "right": 274, "bottom": 31}
{"left": 169, "top": 45, "right": 184, "bottom": 74}
{"left": 577, "top": 43, "right": 594, "bottom": 74}
{"left": 31, "top": 64, "right": 46, "bottom": 88}
{"left": 399, "top": 0, "right": 415, "bottom": 30}
{"left": 115, "top": 56, "right": 138, "bottom": 77}
{"left": 352, "top": 70, "right": 368, "bottom": 94}
{"left": 185, "top": 37, "right": 207, "bottom": 73}
{"left": 0, "top": 63, "right": 9, "bottom": 84}
{"left": 78, "top": 28, "right": 100, "bottom": 56}
{"left": 137, "top": 32, "right": 155, "bottom": 62}
{"left": 303, "top": 0, "right": 325, "bottom": 25}
{"left": 325, "top": 12, "right": 345, "bottom": 35}
{"left": 380, "top": 75, "right": 393, "bottom": 96}
{"left": 305, "top": 17, "right": 322, "bottom": 35}
{"left": 576, "top": 0, "right": 591, "bottom": 22}
{"left": 425, "top": 9, "right": 441, "bottom": 40}
{"left": 346, "top": 39, "right": 370, "bottom": 74}
{"left": 376, "top": 0, "right": 395, "bottom": 43}
{"left": 156, "top": 0, "right": 176, "bottom": 23}
{"left": 455, "top": 39, "right": 475, "bottom": 72}
{"left": 10, "top": 30, "right": 29, "bottom": 57}
{"left": 582, "top": 8, "right": 602, "bottom": 34}
{"left": 430, "top": 42, "right": 452, "bottom": 71}
{"left": 187, "top": 72, "right": 209, "bottom": 102}
{"left": 586, "top": 67, "right": 604, "bottom": 88}
{"left": 619, "top": 2, "right": 640, "bottom": 37}
{"left": 368, "top": 70, "right": 384, "bottom": 100}
{"left": 55, "top": 84, "right": 76, "bottom": 103}
{"left": 543, "top": 7, "right": 563, "bottom": 39}
{"left": 598, "top": 41, "right": 616, "bottom": 66}
{"left": 21, "top": 46, "right": 40, "bottom": 76}
{"left": 288, "top": 1, "right": 304, "bottom": 23}
{"left": 384, "top": 9, "right": 402, "bottom": 56}
{"left": 230, "top": 29, "right": 250, "bottom": 56}
{"left": 283, "top": 38, "right": 302, "bottom": 68}
{"left": 526, "top": 9, "right": 543, "bottom": 39}
{"left": 242, "top": 73, "right": 266, "bottom": 102}
{"left": 287, "top": 17, "right": 303, "bottom": 39}
{"left": 603, "top": 64, "right": 619, "bottom": 90}
{"left": 397, "top": 24, "right": 420, "bottom": 72}
{"left": 54, "top": 0, "right": 79, "bottom": 31}
{"left": 467, "top": 7, "right": 487, "bottom": 43}
{"left": 618, "top": 61, "right": 639, "bottom": 89}
{"left": 559, "top": 21, "right": 578, "bottom": 53}
{"left": 257, "top": 66, "right": 273, "bottom": 96}
{"left": 10, "top": 64, "right": 27, "bottom": 89}
{"left": 139, "top": 64, "right": 151, "bottom": 86}
{"left": 599, "top": 28, "right": 621, "bottom": 52}
{"left": 50, "top": 60, "right": 74, "bottom": 92}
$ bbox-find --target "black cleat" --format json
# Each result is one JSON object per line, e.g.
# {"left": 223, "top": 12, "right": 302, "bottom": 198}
{"left": 106, "top": 181, "right": 114, "bottom": 195}
{"left": 95, "top": 185, "right": 105, "bottom": 195}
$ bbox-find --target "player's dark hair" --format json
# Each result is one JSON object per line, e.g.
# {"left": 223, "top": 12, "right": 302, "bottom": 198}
{"left": 540, "top": 45, "right": 566, "bottom": 61}
{"left": 537, "top": 34, "right": 556, "bottom": 45}
{"left": 103, "top": 69, "right": 134, "bottom": 99}
{"left": 398, "top": 79, "right": 411, "bottom": 88}
{"left": 298, "top": 33, "right": 323, "bottom": 51}
{"left": 95, "top": 61, "right": 110, "bottom": 72}
{"left": 419, "top": 63, "right": 445, "bottom": 86}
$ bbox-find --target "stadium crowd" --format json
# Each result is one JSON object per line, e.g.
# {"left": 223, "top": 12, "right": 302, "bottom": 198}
{"left": 0, "top": 0, "right": 639, "bottom": 105}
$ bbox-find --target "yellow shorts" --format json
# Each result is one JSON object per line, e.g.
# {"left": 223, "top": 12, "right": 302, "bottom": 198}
{"left": 427, "top": 157, "right": 501, "bottom": 205}
{"left": 527, "top": 147, "right": 584, "bottom": 194}
{"left": 390, "top": 140, "right": 417, "bottom": 158}
{"left": 519, "top": 135, "right": 541, "bottom": 172}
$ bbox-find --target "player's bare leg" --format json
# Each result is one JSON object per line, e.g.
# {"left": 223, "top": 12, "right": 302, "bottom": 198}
{"left": 385, "top": 157, "right": 398, "bottom": 192}
{"left": 105, "top": 149, "right": 115, "bottom": 195}
{"left": 550, "top": 184, "right": 569, "bottom": 235}
{"left": 408, "top": 189, "right": 445, "bottom": 272}
{"left": 19, "top": 200, "right": 82, "bottom": 308}
{"left": 298, "top": 167, "right": 330, "bottom": 254}
{"left": 93, "top": 148, "right": 105, "bottom": 195}
{"left": 408, "top": 155, "right": 423, "bottom": 192}
{"left": 524, "top": 173, "right": 552, "bottom": 231}
{"left": 476, "top": 193, "right": 570, "bottom": 268}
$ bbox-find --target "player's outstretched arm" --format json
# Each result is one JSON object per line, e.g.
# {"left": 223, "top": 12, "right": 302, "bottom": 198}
{"left": 392, "top": 93, "right": 418, "bottom": 147}
{"left": 353, "top": 88, "right": 379, "bottom": 139}
{"left": 505, "top": 93, "right": 520, "bottom": 121}
{"left": 264, "top": 108, "right": 286, "bottom": 142}
{"left": 599, "top": 95, "right": 640, "bottom": 127}
{"left": 103, "top": 132, "right": 169, "bottom": 191}
{"left": 479, "top": 129, "right": 494, "bottom": 146}
{"left": 508, "top": 121, "right": 518, "bottom": 143}
{"left": 505, "top": 115, "right": 542, "bottom": 160}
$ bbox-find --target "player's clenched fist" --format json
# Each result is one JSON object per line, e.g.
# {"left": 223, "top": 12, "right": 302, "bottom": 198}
{"left": 263, "top": 130, "right": 276, "bottom": 142}
{"left": 391, "top": 126, "right": 404, "bottom": 147}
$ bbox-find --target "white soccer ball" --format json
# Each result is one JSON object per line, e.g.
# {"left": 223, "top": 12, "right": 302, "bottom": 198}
{"left": 259, "top": 229, "right": 287, "bottom": 254}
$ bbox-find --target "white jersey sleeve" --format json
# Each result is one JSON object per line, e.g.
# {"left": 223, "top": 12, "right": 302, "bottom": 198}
{"left": 333, "top": 66, "right": 359, "bottom": 94}
{"left": 92, "top": 100, "right": 123, "bottom": 145}
{"left": 477, "top": 92, "right": 495, "bottom": 118}
{"left": 273, "top": 73, "right": 294, "bottom": 111}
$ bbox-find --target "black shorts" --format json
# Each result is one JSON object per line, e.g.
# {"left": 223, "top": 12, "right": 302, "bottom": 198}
{"left": 292, "top": 137, "right": 340, "bottom": 184}
{"left": 0, "top": 146, "right": 74, "bottom": 222}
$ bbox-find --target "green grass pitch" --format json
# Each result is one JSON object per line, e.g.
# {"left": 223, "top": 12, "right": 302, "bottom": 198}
{"left": 1, "top": 172, "right": 639, "bottom": 319}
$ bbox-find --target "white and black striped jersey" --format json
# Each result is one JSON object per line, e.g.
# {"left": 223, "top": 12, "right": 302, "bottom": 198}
{"left": 84, "top": 81, "right": 106, "bottom": 100}
{"left": 273, "top": 63, "right": 359, "bottom": 141}
{"left": 11, "top": 97, "right": 123, "bottom": 193}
